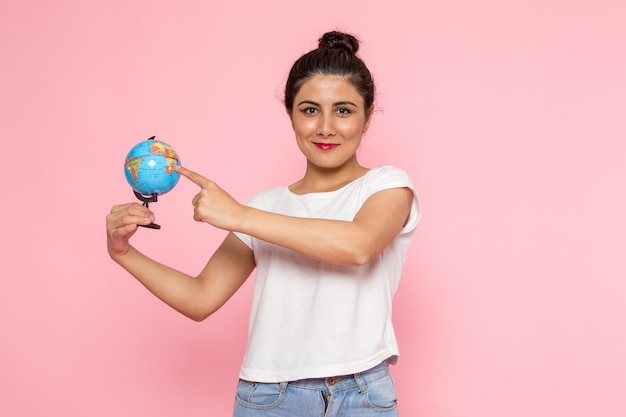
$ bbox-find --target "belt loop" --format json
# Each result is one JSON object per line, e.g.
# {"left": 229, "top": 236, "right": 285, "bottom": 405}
{"left": 279, "top": 382, "right": 288, "bottom": 393}
{"left": 354, "top": 372, "right": 368, "bottom": 394}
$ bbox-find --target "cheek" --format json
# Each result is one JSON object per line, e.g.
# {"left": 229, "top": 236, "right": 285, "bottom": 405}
{"left": 339, "top": 121, "right": 366, "bottom": 138}
{"left": 292, "top": 118, "right": 316, "bottom": 135}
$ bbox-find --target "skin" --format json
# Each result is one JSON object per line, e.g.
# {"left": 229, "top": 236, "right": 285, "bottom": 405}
{"left": 288, "top": 74, "right": 371, "bottom": 194}
{"left": 106, "top": 74, "right": 413, "bottom": 322}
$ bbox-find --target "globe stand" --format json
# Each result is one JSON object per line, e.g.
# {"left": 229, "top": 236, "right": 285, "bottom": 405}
{"left": 134, "top": 190, "right": 161, "bottom": 229}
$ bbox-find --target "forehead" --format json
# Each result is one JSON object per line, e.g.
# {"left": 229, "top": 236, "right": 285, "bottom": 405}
{"left": 295, "top": 75, "right": 363, "bottom": 104}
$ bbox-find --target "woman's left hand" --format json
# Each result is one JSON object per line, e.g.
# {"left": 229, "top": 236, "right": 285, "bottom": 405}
{"left": 176, "top": 166, "right": 245, "bottom": 230}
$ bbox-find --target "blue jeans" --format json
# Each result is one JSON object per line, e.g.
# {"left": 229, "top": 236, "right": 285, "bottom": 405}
{"left": 232, "top": 362, "right": 399, "bottom": 417}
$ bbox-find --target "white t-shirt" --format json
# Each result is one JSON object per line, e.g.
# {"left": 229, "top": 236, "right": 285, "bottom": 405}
{"left": 233, "top": 166, "right": 421, "bottom": 382}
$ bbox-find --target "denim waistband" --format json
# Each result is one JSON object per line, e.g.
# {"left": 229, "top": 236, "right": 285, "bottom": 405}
{"left": 285, "top": 362, "right": 390, "bottom": 393}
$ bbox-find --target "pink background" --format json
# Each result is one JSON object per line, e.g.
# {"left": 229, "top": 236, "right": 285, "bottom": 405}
{"left": 2, "top": 1, "right": 625, "bottom": 416}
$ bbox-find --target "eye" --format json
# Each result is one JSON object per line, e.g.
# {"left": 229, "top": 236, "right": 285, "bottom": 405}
{"left": 336, "top": 107, "right": 352, "bottom": 116}
{"left": 301, "top": 107, "right": 318, "bottom": 115}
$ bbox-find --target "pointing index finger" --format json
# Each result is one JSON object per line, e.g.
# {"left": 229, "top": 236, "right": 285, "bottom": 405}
{"left": 176, "top": 166, "right": 210, "bottom": 188}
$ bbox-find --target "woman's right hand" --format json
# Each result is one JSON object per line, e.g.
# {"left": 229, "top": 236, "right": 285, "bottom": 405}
{"left": 106, "top": 203, "right": 155, "bottom": 259}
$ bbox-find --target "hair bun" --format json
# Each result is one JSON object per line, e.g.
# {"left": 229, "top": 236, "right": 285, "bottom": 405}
{"left": 318, "top": 31, "right": 359, "bottom": 54}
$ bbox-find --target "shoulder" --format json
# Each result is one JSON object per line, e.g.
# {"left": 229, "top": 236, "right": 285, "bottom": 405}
{"left": 365, "top": 166, "right": 421, "bottom": 231}
{"left": 362, "top": 166, "right": 415, "bottom": 191}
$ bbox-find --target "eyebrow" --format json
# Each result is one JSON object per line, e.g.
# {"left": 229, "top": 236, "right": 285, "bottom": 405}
{"left": 297, "top": 100, "right": 359, "bottom": 107}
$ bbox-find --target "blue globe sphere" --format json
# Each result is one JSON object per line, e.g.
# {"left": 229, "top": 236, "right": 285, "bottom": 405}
{"left": 124, "top": 138, "right": 181, "bottom": 196}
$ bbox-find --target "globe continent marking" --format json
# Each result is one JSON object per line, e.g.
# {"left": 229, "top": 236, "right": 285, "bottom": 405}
{"left": 124, "top": 140, "right": 181, "bottom": 196}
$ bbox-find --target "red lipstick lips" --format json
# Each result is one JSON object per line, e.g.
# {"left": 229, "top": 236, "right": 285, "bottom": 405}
{"left": 314, "top": 142, "right": 339, "bottom": 150}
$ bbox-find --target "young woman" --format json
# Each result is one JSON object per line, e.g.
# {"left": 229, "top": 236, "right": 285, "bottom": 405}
{"left": 106, "top": 30, "right": 421, "bottom": 417}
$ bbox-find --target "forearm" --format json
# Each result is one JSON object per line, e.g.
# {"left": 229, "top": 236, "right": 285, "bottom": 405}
{"left": 236, "top": 208, "right": 383, "bottom": 266}
{"left": 110, "top": 245, "right": 207, "bottom": 320}
{"left": 232, "top": 187, "right": 412, "bottom": 266}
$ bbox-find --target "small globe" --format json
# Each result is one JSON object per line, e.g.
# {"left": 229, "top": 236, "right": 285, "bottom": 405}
{"left": 124, "top": 138, "right": 181, "bottom": 196}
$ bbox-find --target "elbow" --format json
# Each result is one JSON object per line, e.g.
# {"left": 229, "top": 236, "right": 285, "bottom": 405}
{"left": 189, "top": 311, "right": 212, "bottom": 322}
{"left": 349, "top": 247, "right": 379, "bottom": 266}
{"left": 189, "top": 313, "right": 206, "bottom": 322}
{"left": 186, "top": 307, "right": 216, "bottom": 322}
{"left": 352, "top": 254, "right": 374, "bottom": 266}
{"left": 347, "top": 238, "right": 390, "bottom": 266}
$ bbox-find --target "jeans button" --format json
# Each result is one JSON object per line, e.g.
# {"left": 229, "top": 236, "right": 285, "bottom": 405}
{"left": 327, "top": 377, "right": 336, "bottom": 385}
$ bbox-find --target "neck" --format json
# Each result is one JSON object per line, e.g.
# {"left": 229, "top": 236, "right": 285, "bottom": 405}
{"left": 291, "top": 159, "right": 369, "bottom": 195}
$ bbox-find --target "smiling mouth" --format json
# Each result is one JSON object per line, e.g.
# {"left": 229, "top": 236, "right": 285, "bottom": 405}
{"left": 313, "top": 142, "right": 339, "bottom": 150}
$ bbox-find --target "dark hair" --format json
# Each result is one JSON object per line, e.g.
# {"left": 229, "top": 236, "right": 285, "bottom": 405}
{"left": 284, "top": 31, "right": 375, "bottom": 116}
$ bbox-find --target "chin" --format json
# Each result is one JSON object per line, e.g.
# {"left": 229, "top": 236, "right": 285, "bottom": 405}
{"left": 309, "top": 158, "right": 355, "bottom": 171}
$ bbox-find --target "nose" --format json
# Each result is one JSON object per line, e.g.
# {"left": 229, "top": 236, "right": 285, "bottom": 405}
{"left": 316, "top": 113, "right": 336, "bottom": 137}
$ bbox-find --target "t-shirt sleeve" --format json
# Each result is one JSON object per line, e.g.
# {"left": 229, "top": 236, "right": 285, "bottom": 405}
{"left": 365, "top": 166, "right": 422, "bottom": 234}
